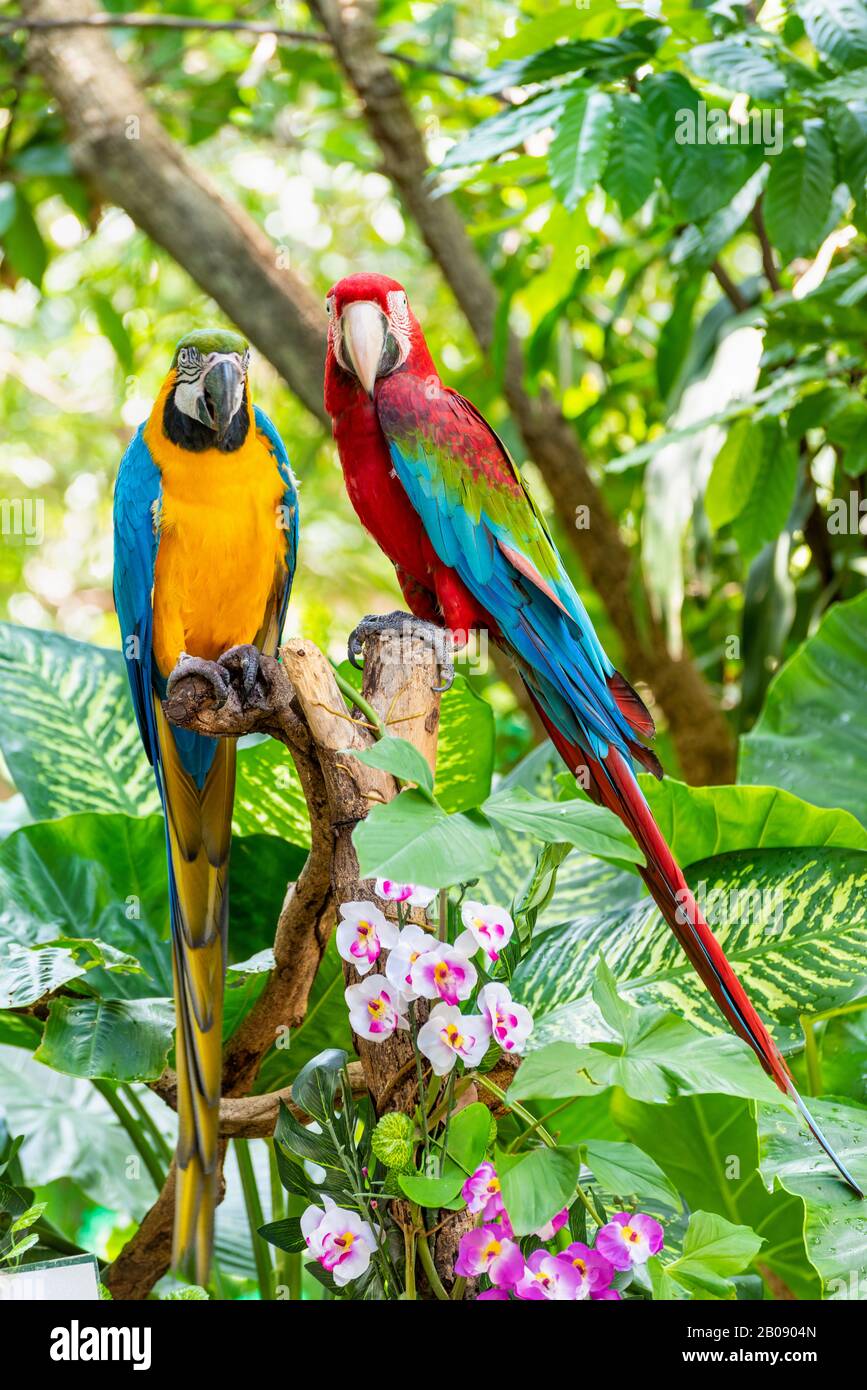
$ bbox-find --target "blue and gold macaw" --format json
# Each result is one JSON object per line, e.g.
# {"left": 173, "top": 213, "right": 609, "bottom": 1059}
{"left": 113, "top": 329, "right": 298, "bottom": 1282}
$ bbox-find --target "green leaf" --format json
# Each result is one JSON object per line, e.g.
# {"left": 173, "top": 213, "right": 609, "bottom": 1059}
{"left": 764, "top": 121, "right": 835, "bottom": 263}
{"left": 584, "top": 1140, "right": 681, "bottom": 1211}
{"left": 258, "top": 1216, "right": 306, "bottom": 1253}
{"left": 671, "top": 165, "right": 769, "bottom": 271}
{"left": 513, "top": 845, "right": 867, "bottom": 1048}
{"left": 443, "top": 1101, "right": 491, "bottom": 1176}
{"left": 661, "top": 1210, "right": 764, "bottom": 1299}
{"left": 614, "top": 1091, "right": 819, "bottom": 1298}
{"left": 641, "top": 72, "right": 757, "bottom": 220}
{"left": 0, "top": 625, "right": 158, "bottom": 820}
{"left": 233, "top": 737, "right": 311, "bottom": 846}
{"left": 799, "top": 0, "right": 867, "bottom": 71}
{"left": 434, "top": 676, "right": 495, "bottom": 813}
{"left": 0, "top": 187, "right": 48, "bottom": 288}
{"left": 759, "top": 1095, "right": 867, "bottom": 1296}
{"left": 440, "top": 86, "right": 578, "bottom": 170}
{"left": 90, "top": 291, "right": 133, "bottom": 373}
{"left": 253, "top": 938, "right": 352, "bottom": 1095}
{"left": 0, "top": 1047, "right": 160, "bottom": 1217}
{"left": 687, "top": 38, "right": 787, "bottom": 101}
{"left": 740, "top": 591, "right": 867, "bottom": 828}
{"left": 291, "top": 1048, "right": 348, "bottom": 1127}
{"left": 498, "top": 1145, "right": 582, "bottom": 1236}
{"left": 398, "top": 1167, "right": 464, "bottom": 1208}
{"left": 600, "top": 94, "right": 658, "bottom": 218}
{"left": 476, "top": 22, "right": 665, "bottom": 94}
{"left": 0, "top": 183, "right": 16, "bottom": 236}
{"left": 349, "top": 736, "right": 434, "bottom": 798}
{"left": 705, "top": 418, "right": 800, "bottom": 560}
{"left": 353, "top": 790, "right": 498, "bottom": 888}
{"left": 549, "top": 90, "right": 614, "bottom": 210}
{"left": 34, "top": 997, "right": 175, "bottom": 1081}
{"left": 482, "top": 786, "right": 643, "bottom": 867}
{"left": 641, "top": 777, "right": 867, "bottom": 867}
{"left": 0, "top": 940, "right": 140, "bottom": 1009}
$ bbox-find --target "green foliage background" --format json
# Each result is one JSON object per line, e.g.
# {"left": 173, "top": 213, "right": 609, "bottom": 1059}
{"left": 1, "top": 0, "right": 867, "bottom": 1301}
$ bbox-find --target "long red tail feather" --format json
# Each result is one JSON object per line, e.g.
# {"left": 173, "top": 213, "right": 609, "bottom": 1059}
{"left": 534, "top": 704, "right": 863, "bottom": 1198}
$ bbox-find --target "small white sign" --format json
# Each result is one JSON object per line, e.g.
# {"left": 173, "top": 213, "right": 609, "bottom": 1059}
{"left": 0, "top": 1253, "right": 100, "bottom": 1301}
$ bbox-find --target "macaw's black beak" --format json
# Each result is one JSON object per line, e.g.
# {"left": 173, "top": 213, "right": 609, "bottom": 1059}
{"left": 200, "top": 359, "right": 243, "bottom": 438}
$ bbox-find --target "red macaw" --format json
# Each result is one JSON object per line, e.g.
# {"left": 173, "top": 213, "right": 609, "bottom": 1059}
{"left": 323, "top": 272, "right": 860, "bottom": 1196}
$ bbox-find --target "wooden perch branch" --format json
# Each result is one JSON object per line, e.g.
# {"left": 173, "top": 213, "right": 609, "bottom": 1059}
{"left": 105, "top": 630, "right": 460, "bottom": 1299}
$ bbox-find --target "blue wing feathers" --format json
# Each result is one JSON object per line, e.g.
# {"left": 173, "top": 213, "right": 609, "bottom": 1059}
{"left": 384, "top": 419, "right": 638, "bottom": 766}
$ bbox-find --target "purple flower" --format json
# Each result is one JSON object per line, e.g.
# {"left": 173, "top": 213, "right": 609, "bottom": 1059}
{"left": 516, "top": 1249, "right": 585, "bottom": 1300}
{"left": 592, "top": 1287, "right": 623, "bottom": 1300}
{"left": 476, "top": 1289, "right": 511, "bottom": 1300}
{"left": 455, "top": 1225, "right": 524, "bottom": 1288}
{"left": 534, "top": 1207, "right": 569, "bottom": 1241}
{"left": 384, "top": 923, "right": 434, "bottom": 1001}
{"left": 559, "top": 1241, "right": 615, "bottom": 1297}
{"left": 458, "top": 900, "right": 514, "bottom": 962}
{"left": 596, "top": 1212, "right": 664, "bottom": 1269}
{"left": 477, "top": 983, "right": 534, "bottom": 1055}
{"left": 462, "top": 1162, "right": 506, "bottom": 1222}
{"left": 416, "top": 1003, "right": 490, "bottom": 1076}
{"left": 335, "top": 901, "right": 397, "bottom": 975}
{"left": 344, "top": 975, "right": 408, "bottom": 1041}
{"left": 375, "top": 878, "right": 437, "bottom": 908}
{"left": 300, "top": 1197, "right": 376, "bottom": 1287}
{"left": 410, "top": 942, "right": 477, "bottom": 1006}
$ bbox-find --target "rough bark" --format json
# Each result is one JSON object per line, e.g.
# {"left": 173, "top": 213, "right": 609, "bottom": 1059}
{"left": 308, "top": 0, "right": 736, "bottom": 785}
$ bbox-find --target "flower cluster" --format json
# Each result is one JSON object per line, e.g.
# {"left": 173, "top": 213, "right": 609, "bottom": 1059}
{"left": 457, "top": 1161, "right": 663, "bottom": 1301}
{"left": 338, "top": 883, "right": 533, "bottom": 1074}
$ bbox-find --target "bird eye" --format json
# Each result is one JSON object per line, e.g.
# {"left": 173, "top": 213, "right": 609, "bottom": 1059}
{"left": 325, "top": 298, "right": 333, "bottom": 317}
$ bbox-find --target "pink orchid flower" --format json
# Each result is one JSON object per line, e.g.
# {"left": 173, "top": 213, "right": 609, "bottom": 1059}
{"left": 458, "top": 899, "right": 514, "bottom": 962}
{"left": 534, "top": 1207, "right": 569, "bottom": 1241}
{"left": 559, "top": 1241, "right": 615, "bottom": 1298}
{"left": 336, "top": 901, "right": 397, "bottom": 976}
{"left": 300, "top": 1196, "right": 376, "bottom": 1287}
{"left": 516, "top": 1249, "right": 585, "bottom": 1300}
{"left": 344, "top": 975, "right": 408, "bottom": 1042}
{"left": 384, "top": 923, "right": 435, "bottom": 1001}
{"left": 375, "top": 878, "right": 437, "bottom": 908}
{"left": 410, "top": 942, "right": 476, "bottom": 1006}
{"left": 477, "top": 982, "right": 534, "bottom": 1054}
{"left": 455, "top": 1225, "right": 524, "bottom": 1288}
{"left": 416, "top": 1003, "right": 491, "bottom": 1075}
{"left": 596, "top": 1212, "right": 664, "bottom": 1269}
{"left": 461, "top": 1161, "right": 507, "bottom": 1223}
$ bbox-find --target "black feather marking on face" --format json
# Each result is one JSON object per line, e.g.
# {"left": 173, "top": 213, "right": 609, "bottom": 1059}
{"left": 163, "top": 390, "right": 250, "bottom": 453}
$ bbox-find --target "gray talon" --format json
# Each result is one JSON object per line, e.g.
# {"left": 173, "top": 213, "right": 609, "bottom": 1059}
{"left": 347, "top": 611, "right": 455, "bottom": 693}
{"left": 218, "top": 643, "right": 262, "bottom": 699}
{"left": 166, "top": 652, "right": 230, "bottom": 707}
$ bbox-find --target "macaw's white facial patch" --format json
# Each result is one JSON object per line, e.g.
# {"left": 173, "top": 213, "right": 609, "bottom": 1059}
{"left": 173, "top": 351, "right": 247, "bottom": 430}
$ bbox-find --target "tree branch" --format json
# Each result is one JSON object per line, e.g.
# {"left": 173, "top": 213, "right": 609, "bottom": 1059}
{"left": 1, "top": 11, "right": 478, "bottom": 83}
{"left": 21, "top": 0, "right": 328, "bottom": 425}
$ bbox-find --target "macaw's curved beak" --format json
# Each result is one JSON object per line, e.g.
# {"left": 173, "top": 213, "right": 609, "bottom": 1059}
{"left": 201, "top": 358, "right": 243, "bottom": 438}
{"left": 341, "top": 301, "right": 387, "bottom": 398}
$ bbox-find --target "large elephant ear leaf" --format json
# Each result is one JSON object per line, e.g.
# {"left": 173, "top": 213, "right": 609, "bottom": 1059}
{"left": 514, "top": 844, "right": 867, "bottom": 1049}
{"left": 0, "top": 623, "right": 156, "bottom": 819}
{"left": 739, "top": 590, "right": 867, "bottom": 829}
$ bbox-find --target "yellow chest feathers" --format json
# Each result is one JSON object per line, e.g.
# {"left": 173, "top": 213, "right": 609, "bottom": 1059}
{"left": 146, "top": 410, "right": 288, "bottom": 670}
